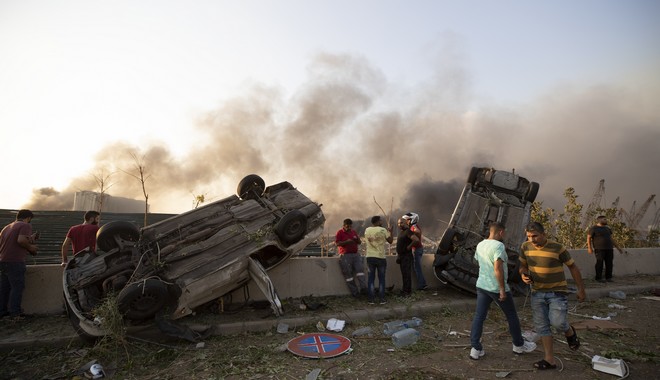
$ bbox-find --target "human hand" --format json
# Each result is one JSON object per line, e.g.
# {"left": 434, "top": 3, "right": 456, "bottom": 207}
{"left": 499, "top": 290, "right": 507, "bottom": 301}
{"left": 576, "top": 288, "right": 586, "bottom": 302}
{"left": 521, "top": 273, "right": 533, "bottom": 284}
{"left": 61, "top": 262, "right": 67, "bottom": 268}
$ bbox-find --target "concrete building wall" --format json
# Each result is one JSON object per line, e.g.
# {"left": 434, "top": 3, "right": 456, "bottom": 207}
{"left": 23, "top": 248, "right": 660, "bottom": 315}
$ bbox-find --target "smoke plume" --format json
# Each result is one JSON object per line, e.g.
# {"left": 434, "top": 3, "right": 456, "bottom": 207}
{"left": 25, "top": 52, "right": 660, "bottom": 237}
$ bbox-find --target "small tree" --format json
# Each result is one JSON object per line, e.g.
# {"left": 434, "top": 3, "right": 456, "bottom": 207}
{"left": 123, "top": 153, "right": 151, "bottom": 227}
{"left": 554, "top": 188, "right": 585, "bottom": 249}
{"left": 191, "top": 192, "right": 207, "bottom": 209}
{"left": 531, "top": 201, "right": 555, "bottom": 236}
{"left": 92, "top": 169, "right": 114, "bottom": 215}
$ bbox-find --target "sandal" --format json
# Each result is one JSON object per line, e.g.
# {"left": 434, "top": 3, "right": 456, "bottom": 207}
{"left": 534, "top": 359, "right": 557, "bottom": 370}
{"left": 566, "top": 325, "right": 580, "bottom": 350}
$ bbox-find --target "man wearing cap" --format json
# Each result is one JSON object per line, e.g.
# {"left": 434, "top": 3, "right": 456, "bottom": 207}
{"left": 0, "top": 209, "right": 39, "bottom": 320}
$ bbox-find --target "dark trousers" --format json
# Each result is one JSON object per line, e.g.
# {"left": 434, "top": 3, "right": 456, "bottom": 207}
{"left": 366, "top": 257, "right": 387, "bottom": 302}
{"left": 0, "top": 262, "right": 27, "bottom": 316}
{"left": 339, "top": 253, "right": 366, "bottom": 297}
{"left": 398, "top": 254, "right": 413, "bottom": 295}
{"left": 594, "top": 249, "right": 614, "bottom": 280}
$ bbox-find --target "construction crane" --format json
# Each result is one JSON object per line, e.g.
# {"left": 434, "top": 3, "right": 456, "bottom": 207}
{"left": 623, "top": 194, "right": 656, "bottom": 231}
{"left": 581, "top": 179, "right": 606, "bottom": 229}
{"left": 651, "top": 204, "right": 660, "bottom": 231}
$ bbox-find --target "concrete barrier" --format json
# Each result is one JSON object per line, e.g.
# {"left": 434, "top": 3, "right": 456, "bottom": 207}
{"left": 21, "top": 248, "right": 660, "bottom": 315}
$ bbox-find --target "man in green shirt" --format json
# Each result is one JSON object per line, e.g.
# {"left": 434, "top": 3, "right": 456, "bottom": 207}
{"left": 364, "top": 216, "right": 393, "bottom": 305}
{"left": 469, "top": 222, "right": 536, "bottom": 360}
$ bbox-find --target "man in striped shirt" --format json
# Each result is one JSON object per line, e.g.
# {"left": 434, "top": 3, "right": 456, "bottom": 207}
{"left": 519, "top": 222, "right": 586, "bottom": 371}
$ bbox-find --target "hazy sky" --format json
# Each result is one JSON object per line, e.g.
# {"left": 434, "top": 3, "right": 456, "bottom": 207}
{"left": 1, "top": 0, "right": 658, "bottom": 233}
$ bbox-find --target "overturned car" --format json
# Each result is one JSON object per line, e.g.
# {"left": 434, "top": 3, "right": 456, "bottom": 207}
{"left": 63, "top": 175, "right": 325, "bottom": 340}
{"left": 434, "top": 167, "right": 539, "bottom": 294}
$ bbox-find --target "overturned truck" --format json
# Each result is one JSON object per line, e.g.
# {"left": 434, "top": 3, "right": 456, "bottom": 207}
{"left": 63, "top": 175, "right": 325, "bottom": 341}
{"left": 434, "top": 167, "right": 539, "bottom": 295}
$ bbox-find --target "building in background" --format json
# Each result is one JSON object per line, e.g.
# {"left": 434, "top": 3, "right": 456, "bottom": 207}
{"left": 73, "top": 191, "right": 146, "bottom": 213}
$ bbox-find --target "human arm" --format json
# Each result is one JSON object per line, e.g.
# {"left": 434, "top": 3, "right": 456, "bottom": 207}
{"left": 385, "top": 227, "right": 393, "bottom": 244}
{"left": 407, "top": 232, "right": 420, "bottom": 250}
{"left": 586, "top": 233, "right": 593, "bottom": 254}
{"left": 519, "top": 262, "right": 533, "bottom": 284}
{"left": 17, "top": 235, "right": 38, "bottom": 255}
{"left": 567, "top": 262, "right": 586, "bottom": 302}
{"left": 494, "top": 258, "right": 507, "bottom": 301}
{"left": 61, "top": 237, "right": 72, "bottom": 267}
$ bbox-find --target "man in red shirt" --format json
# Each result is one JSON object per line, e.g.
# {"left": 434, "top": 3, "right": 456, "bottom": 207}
{"left": 61, "top": 210, "right": 100, "bottom": 267}
{"left": 0, "top": 209, "right": 39, "bottom": 320}
{"left": 335, "top": 218, "right": 365, "bottom": 297}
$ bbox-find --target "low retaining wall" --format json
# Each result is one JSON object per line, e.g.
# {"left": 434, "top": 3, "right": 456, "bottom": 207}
{"left": 22, "top": 248, "right": 660, "bottom": 315}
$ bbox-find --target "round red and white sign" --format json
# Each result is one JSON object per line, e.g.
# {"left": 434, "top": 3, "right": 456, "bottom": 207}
{"left": 287, "top": 333, "right": 351, "bottom": 358}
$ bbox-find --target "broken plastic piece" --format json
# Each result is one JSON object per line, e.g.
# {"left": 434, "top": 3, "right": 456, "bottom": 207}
{"left": 326, "top": 318, "right": 345, "bottom": 332}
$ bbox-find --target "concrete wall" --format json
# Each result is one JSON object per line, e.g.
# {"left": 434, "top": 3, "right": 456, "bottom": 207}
{"left": 22, "top": 248, "right": 660, "bottom": 315}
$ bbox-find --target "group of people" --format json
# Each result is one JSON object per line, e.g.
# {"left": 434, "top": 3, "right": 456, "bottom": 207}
{"left": 0, "top": 210, "right": 100, "bottom": 321}
{"left": 469, "top": 221, "right": 585, "bottom": 370}
{"left": 336, "top": 214, "right": 628, "bottom": 370}
{"left": 336, "top": 213, "right": 426, "bottom": 305}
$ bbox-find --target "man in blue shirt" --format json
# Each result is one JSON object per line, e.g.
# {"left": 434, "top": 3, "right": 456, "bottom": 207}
{"left": 469, "top": 222, "right": 536, "bottom": 360}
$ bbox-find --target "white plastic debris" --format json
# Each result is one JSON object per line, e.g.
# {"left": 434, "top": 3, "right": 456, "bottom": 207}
{"left": 326, "top": 318, "right": 345, "bottom": 332}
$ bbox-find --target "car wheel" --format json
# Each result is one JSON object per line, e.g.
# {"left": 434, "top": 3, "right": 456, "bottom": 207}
{"left": 118, "top": 279, "right": 170, "bottom": 321}
{"left": 275, "top": 210, "right": 307, "bottom": 245}
{"left": 467, "top": 167, "right": 480, "bottom": 185}
{"left": 237, "top": 174, "right": 266, "bottom": 200}
{"left": 96, "top": 221, "right": 140, "bottom": 252}
{"left": 437, "top": 228, "right": 458, "bottom": 255}
{"left": 525, "top": 182, "right": 540, "bottom": 202}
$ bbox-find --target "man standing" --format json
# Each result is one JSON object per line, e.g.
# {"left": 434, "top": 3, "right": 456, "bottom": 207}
{"left": 335, "top": 218, "right": 365, "bottom": 297}
{"left": 587, "top": 215, "right": 624, "bottom": 283}
{"left": 469, "top": 222, "right": 536, "bottom": 360}
{"left": 520, "top": 222, "right": 586, "bottom": 370}
{"left": 0, "top": 209, "right": 39, "bottom": 320}
{"left": 396, "top": 216, "right": 419, "bottom": 297}
{"left": 403, "top": 212, "right": 427, "bottom": 290}
{"left": 364, "top": 216, "right": 393, "bottom": 305}
{"left": 61, "top": 210, "right": 100, "bottom": 267}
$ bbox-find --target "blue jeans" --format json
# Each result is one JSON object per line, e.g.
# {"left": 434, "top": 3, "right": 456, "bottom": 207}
{"left": 530, "top": 291, "right": 569, "bottom": 336}
{"left": 470, "top": 288, "right": 524, "bottom": 350}
{"left": 413, "top": 247, "right": 427, "bottom": 289}
{"left": 0, "top": 262, "right": 27, "bottom": 316}
{"left": 366, "top": 257, "right": 387, "bottom": 302}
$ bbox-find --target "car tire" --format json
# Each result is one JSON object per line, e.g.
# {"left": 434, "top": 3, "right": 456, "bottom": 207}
{"left": 118, "top": 279, "right": 170, "bottom": 321}
{"left": 437, "top": 228, "right": 458, "bottom": 255}
{"left": 466, "top": 167, "right": 480, "bottom": 185}
{"left": 275, "top": 210, "right": 307, "bottom": 245}
{"left": 96, "top": 221, "right": 140, "bottom": 252}
{"left": 525, "top": 182, "right": 540, "bottom": 202}
{"left": 237, "top": 174, "right": 266, "bottom": 200}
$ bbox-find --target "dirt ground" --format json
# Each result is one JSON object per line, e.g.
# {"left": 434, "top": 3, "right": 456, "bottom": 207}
{"left": 1, "top": 277, "right": 658, "bottom": 380}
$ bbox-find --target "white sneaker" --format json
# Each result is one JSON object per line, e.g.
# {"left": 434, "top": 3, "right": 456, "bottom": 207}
{"left": 470, "top": 347, "right": 485, "bottom": 360}
{"left": 513, "top": 340, "right": 537, "bottom": 354}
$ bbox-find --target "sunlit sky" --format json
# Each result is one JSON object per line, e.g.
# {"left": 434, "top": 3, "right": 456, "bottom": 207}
{"left": 1, "top": 0, "right": 658, "bottom": 214}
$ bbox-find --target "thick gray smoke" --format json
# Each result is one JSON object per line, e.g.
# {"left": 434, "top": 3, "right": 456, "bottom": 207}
{"left": 25, "top": 52, "right": 660, "bottom": 237}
